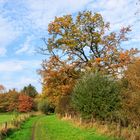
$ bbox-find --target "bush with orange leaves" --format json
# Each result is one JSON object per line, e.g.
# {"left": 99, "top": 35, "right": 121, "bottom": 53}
{"left": 18, "top": 94, "right": 34, "bottom": 112}
{"left": 120, "top": 58, "right": 140, "bottom": 127}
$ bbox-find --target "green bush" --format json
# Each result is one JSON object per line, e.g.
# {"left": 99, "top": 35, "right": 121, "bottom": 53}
{"left": 38, "top": 99, "right": 52, "bottom": 114}
{"left": 72, "top": 72, "right": 121, "bottom": 120}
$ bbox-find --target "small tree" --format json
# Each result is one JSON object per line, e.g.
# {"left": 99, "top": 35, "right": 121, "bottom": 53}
{"left": 7, "top": 89, "right": 19, "bottom": 112}
{"left": 0, "top": 93, "right": 9, "bottom": 112}
{"left": 72, "top": 72, "right": 121, "bottom": 120}
{"left": 18, "top": 94, "right": 34, "bottom": 112}
{"left": 21, "top": 84, "right": 38, "bottom": 98}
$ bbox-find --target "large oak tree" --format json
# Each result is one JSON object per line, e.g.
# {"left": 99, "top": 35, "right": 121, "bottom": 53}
{"left": 41, "top": 11, "right": 138, "bottom": 76}
{"left": 40, "top": 11, "right": 138, "bottom": 108}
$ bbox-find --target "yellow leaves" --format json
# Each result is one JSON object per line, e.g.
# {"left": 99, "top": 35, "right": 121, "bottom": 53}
{"left": 125, "top": 58, "right": 140, "bottom": 90}
{"left": 92, "top": 13, "right": 102, "bottom": 22}
{"left": 103, "top": 57, "right": 108, "bottom": 62}
{"left": 119, "top": 51, "right": 131, "bottom": 65}
{"left": 48, "top": 22, "right": 61, "bottom": 34}
{"left": 119, "top": 52, "right": 127, "bottom": 60}
{"left": 95, "top": 57, "right": 102, "bottom": 63}
{"left": 41, "top": 55, "right": 80, "bottom": 106}
{"left": 48, "top": 15, "right": 72, "bottom": 34}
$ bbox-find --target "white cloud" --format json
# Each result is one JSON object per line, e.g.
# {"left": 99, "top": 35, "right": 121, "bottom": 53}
{"left": 87, "top": 0, "right": 140, "bottom": 48}
{"left": 16, "top": 36, "right": 35, "bottom": 55}
{"left": 0, "top": 60, "right": 26, "bottom": 72}
{"left": 26, "top": 0, "right": 93, "bottom": 29}
{"left": 0, "top": 59, "right": 42, "bottom": 91}
{"left": 0, "top": 59, "right": 40, "bottom": 72}
{"left": 88, "top": 0, "right": 137, "bottom": 27}
{"left": 0, "top": 16, "right": 19, "bottom": 56}
{"left": 16, "top": 44, "right": 29, "bottom": 54}
{"left": 0, "top": 76, "right": 41, "bottom": 92}
{"left": 7, "top": 77, "right": 38, "bottom": 88}
{"left": 24, "top": 0, "right": 140, "bottom": 46}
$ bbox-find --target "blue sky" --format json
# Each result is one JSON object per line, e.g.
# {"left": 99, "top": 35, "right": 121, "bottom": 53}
{"left": 0, "top": 0, "right": 139, "bottom": 92}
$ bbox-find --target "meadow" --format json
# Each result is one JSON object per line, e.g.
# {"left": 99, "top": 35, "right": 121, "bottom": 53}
{"left": 1, "top": 114, "right": 118, "bottom": 140}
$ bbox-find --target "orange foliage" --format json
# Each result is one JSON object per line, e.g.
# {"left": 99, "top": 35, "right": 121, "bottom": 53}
{"left": 42, "top": 11, "right": 139, "bottom": 77}
{"left": 121, "top": 58, "right": 140, "bottom": 126}
{"left": 18, "top": 94, "right": 34, "bottom": 112}
{"left": 95, "top": 57, "right": 102, "bottom": 63}
{"left": 40, "top": 56, "right": 80, "bottom": 106}
{"left": 125, "top": 58, "right": 140, "bottom": 90}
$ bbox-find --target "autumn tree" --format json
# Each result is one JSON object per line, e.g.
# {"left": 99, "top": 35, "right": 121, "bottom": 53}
{"left": 7, "top": 89, "right": 19, "bottom": 112}
{"left": 0, "top": 93, "right": 9, "bottom": 112}
{"left": 0, "top": 89, "right": 19, "bottom": 112}
{"left": 120, "top": 58, "right": 140, "bottom": 127}
{"left": 40, "top": 56, "right": 80, "bottom": 106}
{"left": 18, "top": 94, "right": 34, "bottom": 112}
{"left": 41, "top": 11, "right": 138, "bottom": 77}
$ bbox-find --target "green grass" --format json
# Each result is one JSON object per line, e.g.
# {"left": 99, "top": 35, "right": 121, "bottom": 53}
{"left": 0, "top": 113, "right": 15, "bottom": 123}
{"left": 4, "top": 116, "right": 40, "bottom": 140}
{"left": 34, "top": 115, "right": 117, "bottom": 140}
{"left": 3, "top": 114, "right": 119, "bottom": 140}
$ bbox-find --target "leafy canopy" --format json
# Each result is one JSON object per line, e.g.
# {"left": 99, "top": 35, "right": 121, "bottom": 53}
{"left": 41, "top": 11, "right": 138, "bottom": 76}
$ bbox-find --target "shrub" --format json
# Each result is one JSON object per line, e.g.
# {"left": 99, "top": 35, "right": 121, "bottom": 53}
{"left": 72, "top": 72, "right": 121, "bottom": 120}
{"left": 38, "top": 99, "right": 53, "bottom": 114}
{"left": 120, "top": 58, "right": 140, "bottom": 127}
{"left": 18, "top": 94, "right": 34, "bottom": 112}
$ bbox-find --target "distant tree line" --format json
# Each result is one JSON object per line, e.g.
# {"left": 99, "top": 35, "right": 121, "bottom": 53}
{"left": 0, "top": 84, "right": 38, "bottom": 112}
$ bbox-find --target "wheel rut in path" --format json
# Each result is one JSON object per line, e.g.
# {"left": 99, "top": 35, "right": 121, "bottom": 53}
{"left": 31, "top": 116, "right": 42, "bottom": 140}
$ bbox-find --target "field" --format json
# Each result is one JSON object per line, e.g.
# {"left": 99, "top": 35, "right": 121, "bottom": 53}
{"left": 0, "top": 113, "right": 15, "bottom": 123}
{"left": 2, "top": 114, "right": 118, "bottom": 140}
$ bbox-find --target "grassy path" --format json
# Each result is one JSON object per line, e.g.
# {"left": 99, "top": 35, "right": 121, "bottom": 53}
{"left": 4, "top": 115, "right": 118, "bottom": 140}
{"left": 5, "top": 116, "right": 40, "bottom": 140}
{"left": 31, "top": 116, "right": 42, "bottom": 140}
{"left": 34, "top": 115, "right": 116, "bottom": 140}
